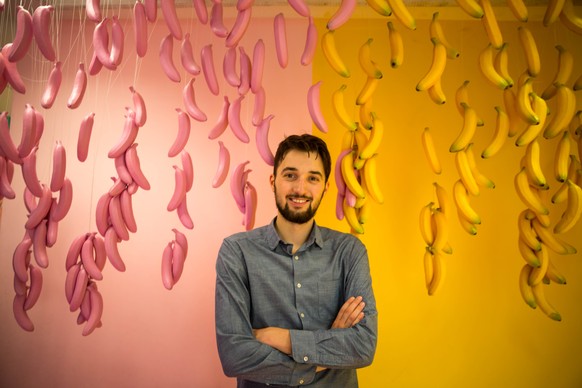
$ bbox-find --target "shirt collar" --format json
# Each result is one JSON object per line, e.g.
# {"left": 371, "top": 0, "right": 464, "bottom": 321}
{"left": 266, "top": 217, "right": 324, "bottom": 251}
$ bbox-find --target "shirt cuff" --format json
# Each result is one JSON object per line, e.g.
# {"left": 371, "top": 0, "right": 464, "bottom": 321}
{"left": 289, "top": 329, "right": 317, "bottom": 385}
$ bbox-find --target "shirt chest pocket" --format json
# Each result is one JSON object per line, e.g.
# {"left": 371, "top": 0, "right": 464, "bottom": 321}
{"left": 317, "top": 279, "right": 342, "bottom": 323}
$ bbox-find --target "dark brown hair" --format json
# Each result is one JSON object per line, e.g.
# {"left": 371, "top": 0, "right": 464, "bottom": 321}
{"left": 273, "top": 134, "right": 332, "bottom": 183}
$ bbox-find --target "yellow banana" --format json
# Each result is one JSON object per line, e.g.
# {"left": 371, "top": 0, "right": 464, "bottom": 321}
{"left": 421, "top": 127, "right": 442, "bottom": 175}
{"left": 515, "top": 167, "right": 550, "bottom": 215}
{"left": 515, "top": 92, "right": 548, "bottom": 147}
{"left": 358, "top": 38, "right": 383, "bottom": 79}
{"left": 559, "top": 0, "right": 582, "bottom": 35}
{"left": 362, "top": 153, "right": 384, "bottom": 204}
{"left": 420, "top": 202, "right": 436, "bottom": 246}
{"left": 358, "top": 114, "right": 384, "bottom": 160}
{"left": 457, "top": 208, "right": 478, "bottom": 235}
{"left": 343, "top": 196, "right": 364, "bottom": 234}
{"left": 507, "top": 0, "right": 529, "bottom": 22}
{"left": 356, "top": 76, "right": 380, "bottom": 106}
{"left": 455, "top": 80, "right": 484, "bottom": 126}
{"left": 531, "top": 282, "right": 561, "bottom": 321}
{"left": 546, "top": 258, "right": 567, "bottom": 285}
{"left": 332, "top": 84, "right": 358, "bottom": 131}
{"left": 433, "top": 181, "right": 450, "bottom": 216}
{"left": 543, "top": 84, "right": 576, "bottom": 139}
{"left": 353, "top": 126, "right": 369, "bottom": 169}
{"left": 524, "top": 139, "right": 548, "bottom": 188}
{"left": 365, "top": 0, "right": 392, "bottom": 16}
{"left": 478, "top": 43, "right": 511, "bottom": 90}
{"left": 480, "top": 0, "right": 503, "bottom": 49}
{"left": 386, "top": 0, "right": 416, "bottom": 30}
{"left": 450, "top": 102, "right": 478, "bottom": 152}
{"left": 424, "top": 248, "right": 434, "bottom": 291}
{"left": 341, "top": 150, "right": 365, "bottom": 199}
{"left": 519, "top": 264, "right": 537, "bottom": 309}
{"left": 455, "top": 0, "right": 484, "bottom": 18}
{"left": 427, "top": 77, "right": 447, "bottom": 105}
{"left": 466, "top": 143, "right": 495, "bottom": 189}
{"left": 431, "top": 208, "right": 449, "bottom": 253}
{"left": 531, "top": 217, "right": 577, "bottom": 255}
{"left": 518, "top": 236, "right": 541, "bottom": 267}
{"left": 321, "top": 30, "right": 350, "bottom": 78}
{"left": 541, "top": 45, "right": 574, "bottom": 100}
{"left": 482, "top": 106, "right": 509, "bottom": 159}
{"left": 387, "top": 21, "right": 404, "bottom": 69}
{"left": 554, "top": 130, "right": 571, "bottom": 183}
{"left": 455, "top": 149, "right": 480, "bottom": 196}
{"left": 357, "top": 196, "right": 372, "bottom": 223}
{"left": 554, "top": 179, "right": 582, "bottom": 234}
{"left": 504, "top": 88, "right": 527, "bottom": 137}
{"left": 416, "top": 38, "right": 447, "bottom": 92}
{"left": 552, "top": 155, "right": 581, "bottom": 204}
{"left": 493, "top": 43, "right": 514, "bottom": 88}
{"left": 429, "top": 11, "right": 460, "bottom": 59}
{"left": 543, "top": 0, "right": 566, "bottom": 27}
{"left": 518, "top": 26, "right": 540, "bottom": 77}
{"left": 515, "top": 77, "right": 540, "bottom": 125}
{"left": 529, "top": 243, "right": 549, "bottom": 286}
{"left": 427, "top": 250, "right": 445, "bottom": 295}
{"left": 359, "top": 98, "right": 374, "bottom": 130}
{"left": 518, "top": 209, "right": 542, "bottom": 251}
{"left": 453, "top": 179, "right": 481, "bottom": 225}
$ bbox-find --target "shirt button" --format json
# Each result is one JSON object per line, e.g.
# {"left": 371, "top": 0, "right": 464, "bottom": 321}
{"left": 294, "top": 255, "right": 299, "bottom": 261}
{"left": 299, "top": 380, "right": 304, "bottom": 385}
{"left": 303, "top": 356, "right": 309, "bottom": 362}
{"left": 297, "top": 283, "right": 302, "bottom": 288}
{"left": 300, "top": 313, "right": 305, "bottom": 318}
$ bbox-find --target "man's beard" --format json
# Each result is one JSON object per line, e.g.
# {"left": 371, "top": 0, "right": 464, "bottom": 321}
{"left": 274, "top": 187, "right": 323, "bottom": 224}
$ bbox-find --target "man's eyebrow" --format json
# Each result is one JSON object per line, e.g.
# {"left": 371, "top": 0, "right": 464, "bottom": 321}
{"left": 280, "top": 167, "right": 323, "bottom": 177}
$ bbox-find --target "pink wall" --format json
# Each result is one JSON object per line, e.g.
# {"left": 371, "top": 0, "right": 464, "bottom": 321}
{"left": 0, "top": 7, "right": 312, "bottom": 387}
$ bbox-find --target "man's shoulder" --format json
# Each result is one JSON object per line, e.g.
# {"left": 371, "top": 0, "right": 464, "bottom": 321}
{"left": 318, "top": 225, "right": 365, "bottom": 248}
{"left": 223, "top": 224, "right": 269, "bottom": 243}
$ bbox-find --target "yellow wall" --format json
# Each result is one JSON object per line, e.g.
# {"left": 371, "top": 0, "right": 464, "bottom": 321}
{"left": 312, "top": 8, "right": 582, "bottom": 387}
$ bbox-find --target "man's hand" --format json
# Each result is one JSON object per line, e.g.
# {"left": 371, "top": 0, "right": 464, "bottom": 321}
{"left": 253, "top": 327, "right": 292, "bottom": 355}
{"left": 331, "top": 296, "right": 365, "bottom": 329}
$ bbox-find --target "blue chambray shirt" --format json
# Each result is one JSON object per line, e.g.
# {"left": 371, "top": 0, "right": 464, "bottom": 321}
{"left": 215, "top": 218, "right": 378, "bottom": 387}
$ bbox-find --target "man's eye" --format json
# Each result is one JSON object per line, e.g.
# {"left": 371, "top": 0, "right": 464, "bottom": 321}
{"left": 309, "top": 176, "right": 320, "bottom": 182}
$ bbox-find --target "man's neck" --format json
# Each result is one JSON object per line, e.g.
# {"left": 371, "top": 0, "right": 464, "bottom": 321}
{"left": 274, "top": 216, "right": 314, "bottom": 254}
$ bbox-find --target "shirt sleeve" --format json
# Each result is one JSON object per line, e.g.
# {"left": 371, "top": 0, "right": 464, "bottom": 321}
{"left": 288, "top": 240, "right": 378, "bottom": 370}
{"left": 215, "top": 238, "right": 318, "bottom": 386}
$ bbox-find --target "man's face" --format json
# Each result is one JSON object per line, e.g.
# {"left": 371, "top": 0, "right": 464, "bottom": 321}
{"left": 271, "top": 150, "right": 329, "bottom": 224}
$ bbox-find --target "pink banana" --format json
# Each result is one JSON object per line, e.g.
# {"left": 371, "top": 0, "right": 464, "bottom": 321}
{"left": 130, "top": 86, "right": 147, "bottom": 127}
{"left": 109, "top": 192, "right": 130, "bottom": 241}
{"left": 180, "top": 33, "right": 201, "bottom": 76}
{"left": 14, "top": 273, "right": 28, "bottom": 296}
{"left": 95, "top": 192, "right": 112, "bottom": 237}
{"left": 243, "top": 181, "right": 257, "bottom": 230}
{"left": 335, "top": 149, "right": 351, "bottom": 196}
{"left": 237, "top": 0, "right": 254, "bottom": 11}
{"left": 251, "top": 39, "right": 265, "bottom": 94}
{"left": 93, "top": 18, "right": 116, "bottom": 70}
{"left": 81, "top": 234, "right": 103, "bottom": 280}
{"left": 208, "top": 96, "right": 230, "bottom": 140}
{"left": 144, "top": 0, "right": 157, "bottom": 22}
{"left": 192, "top": 0, "right": 209, "bottom": 24}
{"left": 50, "top": 141, "right": 66, "bottom": 192}
{"left": 32, "top": 110, "right": 44, "bottom": 147}
{"left": 212, "top": 140, "right": 230, "bottom": 188}
{"left": 88, "top": 50, "right": 103, "bottom": 76}
{"left": 172, "top": 228, "right": 188, "bottom": 257}
{"left": 127, "top": 181, "right": 139, "bottom": 195}
{"left": 77, "top": 112, "right": 95, "bottom": 162}
{"left": 79, "top": 289, "right": 91, "bottom": 323}
{"left": 13, "top": 294, "right": 34, "bottom": 331}
{"left": 50, "top": 177, "right": 73, "bottom": 223}
{"left": 251, "top": 86, "right": 265, "bottom": 126}
{"left": 32, "top": 5, "right": 56, "bottom": 62}
{"left": 345, "top": 185, "right": 357, "bottom": 207}
{"left": 167, "top": 165, "right": 187, "bottom": 211}
{"left": 161, "top": 242, "right": 174, "bottom": 290}
{"left": 133, "top": 0, "right": 148, "bottom": 58}
{"left": 288, "top": 0, "right": 310, "bottom": 17}
{"left": 160, "top": 0, "right": 183, "bottom": 40}
{"left": 108, "top": 110, "right": 138, "bottom": 159}
{"left": 86, "top": 0, "right": 102, "bottom": 23}
{"left": 108, "top": 176, "right": 126, "bottom": 197}
{"left": 223, "top": 47, "right": 240, "bottom": 87}
{"left": 238, "top": 46, "right": 251, "bottom": 95}
{"left": 67, "top": 63, "right": 88, "bottom": 109}
{"left": 307, "top": 81, "right": 328, "bottom": 133}
{"left": 26, "top": 185, "right": 51, "bottom": 229}
{"left": 171, "top": 240, "right": 186, "bottom": 283}
{"left": 82, "top": 283, "right": 103, "bottom": 336}
{"left": 125, "top": 143, "right": 150, "bottom": 190}
{"left": 65, "top": 263, "right": 82, "bottom": 303}
{"left": 181, "top": 150, "right": 194, "bottom": 192}
{"left": 229, "top": 95, "right": 250, "bottom": 143}
{"left": 176, "top": 197, "right": 194, "bottom": 229}
{"left": 110, "top": 16, "right": 125, "bottom": 67}
{"left": 46, "top": 216, "right": 58, "bottom": 247}
{"left": 104, "top": 226, "right": 126, "bottom": 271}
{"left": 93, "top": 233, "right": 107, "bottom": 271}
{"left": 12, "top": 236, "right": 32, "bottom": 283}
{"left": 1, "top": 44, "right": 26, "bottom": 93}
{"left": 301, "top": 16, "right": 317, "bottom": 66}
{"left": 326, "top": 0, "right": 357, "bottom": 31}
{"left": 230, "top": 160, "right": 250, "bottom": 212}
{"left": 182, "top": 78, "right": 207, "bottom": 122}
{"left": 168, "top": 108, "right": 190, "bottom": 157}
{"left": 115, "top": 154, "right": 133, "bottom": 184}
{"left": 159, "top": 33, "right": 181, "bottom": 83}
{"left": 66, "top": 233, "right": 88, "bottom": 271}
{"left": 40, "top": 61, "right": 62, "bottom": 108}
{"left": 21, "top": 146, "right": 44, "bottom": 197}
{"left": 23, "top": 187, "right": 38, "bottom": 213}
{"left": 335, "top": 192, "right": 345, "bottom": 220}
{"left": 0, "top": 157, "right": 15, "bottom": 199}
{"left": 120, "top": 188, "right": 137, "bottom": 233}
{"left": 200, "top": 44, "right": 219, "bottom": 96}
{"left": 225, "top": 7, "right": 252, "bottom": 48}
{"left": 0, "top": 111, "right": 22, "bottom": 164}
{"left": 255, "top": 114, "right": 275, "bottom": 166}
{"left": 18, "top": 104, "right": 37, "bottom": 159}
{"left": 32, "top": 219, "right": 49, "bottom": 268}
{"left": 210, "top": 2, "right": 228, "bottom": 38}
{"left": 8, "top": 6, "right": 33, "bottom": 63}
{"left": 273, "top": 13, "right": 288, "bottom": 68}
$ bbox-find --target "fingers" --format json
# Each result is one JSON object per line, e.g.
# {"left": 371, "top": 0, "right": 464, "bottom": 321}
{"left": 332, "top": 296, "right": 366, "bottom": 329}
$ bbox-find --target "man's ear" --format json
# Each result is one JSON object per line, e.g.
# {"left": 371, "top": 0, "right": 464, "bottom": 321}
{"left": 270, "top": 174, "right": 275, "bottom": 191}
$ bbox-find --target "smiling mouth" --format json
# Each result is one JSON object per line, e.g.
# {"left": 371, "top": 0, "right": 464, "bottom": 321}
{"left": 288, "top": 197, "right": 311, "bottom": 205}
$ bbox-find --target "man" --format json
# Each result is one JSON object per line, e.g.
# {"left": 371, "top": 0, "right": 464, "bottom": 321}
{"left": 215, "top": 134, "right": 377, "bottom": 387}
